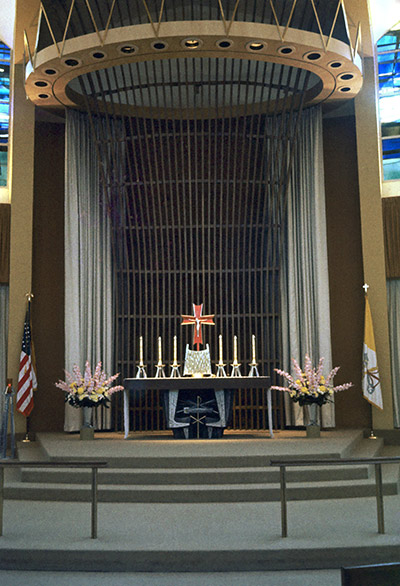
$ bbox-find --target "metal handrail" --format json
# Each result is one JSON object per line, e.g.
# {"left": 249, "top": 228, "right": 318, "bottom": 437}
{"left": 0, "top": 460, "right": 108, "bottom": 539}
{"left": 270, "top": 456, "right": 400, "bottom": 538}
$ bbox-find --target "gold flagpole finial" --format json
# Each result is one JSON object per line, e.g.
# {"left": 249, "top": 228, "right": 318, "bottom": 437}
{"left": 363, "top": 283, "right": 369, "bottom": 294}
{"left": 25, "top": 292, "right": 34, "bottom": 302}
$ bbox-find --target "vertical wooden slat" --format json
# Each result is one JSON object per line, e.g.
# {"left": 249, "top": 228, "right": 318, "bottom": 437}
{"left": 77, "top": 55, "right": 314, "bottom": 433}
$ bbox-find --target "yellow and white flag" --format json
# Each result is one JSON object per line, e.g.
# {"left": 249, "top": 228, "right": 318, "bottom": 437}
{"left": 363, "top": 294, "right": 383, "bottom": 409}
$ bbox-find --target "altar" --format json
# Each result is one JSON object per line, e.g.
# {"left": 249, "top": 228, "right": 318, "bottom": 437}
{"left": 123, "top": 376, "right": 272, "bottom": 439}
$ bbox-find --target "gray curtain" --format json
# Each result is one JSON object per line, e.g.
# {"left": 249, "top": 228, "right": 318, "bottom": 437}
{"left": 281, "top": 106, "right": 334, "bottom": 427}
{"left": 0, "top": 285, "right": 9, "bottom": 422}
{"left": 387, "top": 278, "right": 400, "bottom": 427}
{"left": 64, "top": 110, "right": 115, "bottom": 431}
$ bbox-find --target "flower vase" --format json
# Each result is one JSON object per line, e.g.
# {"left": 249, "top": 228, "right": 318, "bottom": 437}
{"left": 304, "top": 402, "right": 320, "bottom": 438}
{"left": 80, "top": 406, "right": 94, "bottom": 440}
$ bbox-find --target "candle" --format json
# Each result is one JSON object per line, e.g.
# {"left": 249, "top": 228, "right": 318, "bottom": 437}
{"left": 252, "top": 334, "right": 256, "bottom": 363}
{"left": 219, "top": 334, "right": 223, "bottom": 363}
{"left": 173, "top": 335, "right": 177, "bottom": 364}
{"left": 139, "top": 336, "right": 144, "bottom": 365}
{"left": 158, "top": 336, "right": 162, "bottom": 364}
{"left": 233, "top": 335, "right": 238, "bottom": 363}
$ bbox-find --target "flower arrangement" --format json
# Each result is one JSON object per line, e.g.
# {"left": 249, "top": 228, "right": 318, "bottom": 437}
{"left": 55, "top": 361, "right": 124, "bottom": 408}
{"left": 271, "top": 354, "right": 353, "bottom": 406}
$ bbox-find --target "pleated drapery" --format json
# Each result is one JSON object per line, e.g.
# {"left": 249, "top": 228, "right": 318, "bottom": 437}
{"left": 387, "top": 278, "right": 400, "bottom": 427}
{"left": 281, "top": 106, "right": 334, "bottom": 427}
{"left": 0, "top": 204, "right": 10, "bottom": 284}
{"left": 0, "top": 284, "right": 9, "bottom": 424}
{"left": 64, "top": 110, "right": 115, "bottom": 431}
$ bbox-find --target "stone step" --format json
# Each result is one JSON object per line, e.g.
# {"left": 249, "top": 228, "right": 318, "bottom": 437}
{"left": 19, "top": 464, "right": 370, "bottom": 486}
{"left": 5, "top": 473, "right": 399, "bottom": 503}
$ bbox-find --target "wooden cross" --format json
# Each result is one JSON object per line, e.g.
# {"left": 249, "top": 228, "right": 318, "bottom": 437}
{"left": 181, "top": 304, "right": 215, "bottom": 350}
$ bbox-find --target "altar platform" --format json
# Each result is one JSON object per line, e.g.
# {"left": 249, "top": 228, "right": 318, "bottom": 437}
{"left": 0, "top": 428, "right": 400, "bottom": 575}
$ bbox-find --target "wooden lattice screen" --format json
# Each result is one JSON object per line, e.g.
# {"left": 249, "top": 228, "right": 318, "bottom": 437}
{"left": 77, "top": 56, "right": 312, "bottom": 432}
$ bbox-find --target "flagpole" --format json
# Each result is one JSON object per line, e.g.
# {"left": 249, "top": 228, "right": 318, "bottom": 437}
{"left": 23, "top": 293, "right": 33, "bottom": 442}
{"left": 363, "top": 284, "right": 378, "bottom": 440}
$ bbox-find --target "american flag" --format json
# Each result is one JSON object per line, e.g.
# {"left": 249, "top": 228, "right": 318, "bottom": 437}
{"left": 16, "top": 303, "right": 37, "bottom": 417}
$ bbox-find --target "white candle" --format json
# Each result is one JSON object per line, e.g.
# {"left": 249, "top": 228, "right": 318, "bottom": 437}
{"left": 233, "top": 335, "right": 238, "bottom": 363}
{"left": 139, "top": 336, "right": 144, "bottom": 365}
{"left": 219, "top": 334, "right": 223, "bottom": 363}
{"left": 173, "top": 335, "right": 177, "bottom": 364}
{"left": 158, "top": 336, "right": 162, "bottom": 364}
{"left": 252, "top": 334, "right": 256, "bottom": 363}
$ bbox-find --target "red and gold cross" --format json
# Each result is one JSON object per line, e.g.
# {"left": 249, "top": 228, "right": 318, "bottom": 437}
{"left": 181, "top": 303, "right": 215, "bottom": 351}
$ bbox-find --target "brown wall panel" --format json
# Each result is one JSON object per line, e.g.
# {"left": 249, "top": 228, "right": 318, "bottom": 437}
{"left": 31, "top": 119, "right": 65, "bottom": 432}
{"left": 323, "top": 114, "right": 370, "bottom": 428}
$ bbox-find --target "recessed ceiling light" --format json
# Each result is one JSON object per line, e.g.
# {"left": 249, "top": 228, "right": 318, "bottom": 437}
{"left": 183, "top": 38, "right": 201, "bottom": 49}
{"left": 119, "top": 45, "right": 137, "bottom": 55}
{"left": 217, "top": 39, "right": 233, "bottom": 49}
{"left": 304, "top": 52, "right": 322, "bottom": 61}
{"left": 247, "top": 41, "right": 264, "bottom": 51}
{"left": 152, "top": 41, "right": 167, "bottom": 51}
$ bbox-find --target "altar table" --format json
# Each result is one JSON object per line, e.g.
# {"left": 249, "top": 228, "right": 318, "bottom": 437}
{"left": 123, "top": 376, "right": 272, "bottom": 439}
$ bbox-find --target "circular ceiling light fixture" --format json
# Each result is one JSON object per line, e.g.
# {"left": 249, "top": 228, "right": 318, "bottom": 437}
{"left": 304, "top": 51, "right": 322, "bottom": 61}
{"left": 118, "top": 44, "right": 137, "bottom": 55}
{"left": 217, "top": 39, "right": 233, "bottom": 49}
{"left": 182, "top": 38, "right": 202, "bottom": 49}
{"left": 278, "top": 46, "right": 295, "bottom": 55}
{"left": 328, "top": 61, "right": 343, "bottom": 69}
{"left": 246, "top": 41, "right": 265, "bottom": 51}
{"left": 338, "top": 72, "right": 354, "bottom": 81}
{"left": 62, "top": 58, "right": 81, "bottom": 67}
{"left": 91, "top": 51, "right": 106, "bottom": 60}
{"left": 43, "top": 68, "right": 58, "bottom": 76}
{"left": 151, "top": 41, "right": 168, "bottom": 51}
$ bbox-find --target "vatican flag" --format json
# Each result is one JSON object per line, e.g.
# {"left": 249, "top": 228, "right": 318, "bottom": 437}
{"left": 363, "top": 294, "right": 383, "bottom": 409}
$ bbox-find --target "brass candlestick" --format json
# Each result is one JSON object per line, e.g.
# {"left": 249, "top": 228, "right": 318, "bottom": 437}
{"left": 248, "top": 334, "right": 260, "bottom": 377}
{"left": 170, "top": 335, "right": 181, "bottom": 378}
{"left": 216, "top": 334, "right": 227, "bottom": 377}
{"left": 230, "top": 335, "right": 242, "bottom": 377}
{"left": 155, "top": 336, "right": 166, "bottom": 378}
{"left": 136, "top": 336, "right": 147, "bottom": 378}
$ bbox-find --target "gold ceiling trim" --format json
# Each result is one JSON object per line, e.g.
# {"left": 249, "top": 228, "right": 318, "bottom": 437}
{"left": 23, "top": 0, "right": 362, "bottom": 67}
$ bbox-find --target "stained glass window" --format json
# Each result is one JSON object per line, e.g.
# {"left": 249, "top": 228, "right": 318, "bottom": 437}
{"left": 377, "top": 28, "right": 400, "bottom": 180}
{"left": 0, "top": 42, "right": 10, "bottom": 187}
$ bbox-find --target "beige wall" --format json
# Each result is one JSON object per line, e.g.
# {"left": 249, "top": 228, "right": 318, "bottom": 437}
{"left": 7, "top": 64, "right": 35, "bottom": 434}
{"left": 355, "top": 57, "right": 394, "bottom": 430}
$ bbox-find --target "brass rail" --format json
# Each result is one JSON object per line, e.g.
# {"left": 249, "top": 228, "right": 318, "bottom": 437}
{"left": 0, "top": 460, "right": 108, "bottom": 539}
{"left": 270, "top": 456, "right": 400, "bottom": 538}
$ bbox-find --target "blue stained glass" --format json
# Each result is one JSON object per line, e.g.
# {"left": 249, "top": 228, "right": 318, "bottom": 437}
{"left": 378, "top": 53, "right": 396, "bottom": 63}
{"left": 382, "top": 137, "right": 400, "bottom": 157}
{"left": 0, "top": 45, "right": 10, "bottom": 61}
{"left": 379, "top": 62, "right": 394, "bottom": 74}
{"left": 378, "top": 34, "right": 398, "bottom": 47}
{"left": 383, "top": 158, "right": 400, "bottom": 180}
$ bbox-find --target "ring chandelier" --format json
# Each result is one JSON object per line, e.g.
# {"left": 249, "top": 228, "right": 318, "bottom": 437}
{"left": 24, "top": 1, "right": 363, "bottom": 115}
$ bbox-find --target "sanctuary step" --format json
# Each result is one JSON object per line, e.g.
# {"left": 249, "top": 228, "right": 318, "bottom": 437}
{"left": 5, "top": 429, "right": 399, "bottom": 504}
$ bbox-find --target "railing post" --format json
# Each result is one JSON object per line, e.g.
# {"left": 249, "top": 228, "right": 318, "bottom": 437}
{"left": 91, "top": 466, "right": 98, "bottom": 539}
{"left": 280, "top": 465, "right": 288, "bottom": 538}
{"left": 375, "top": 463, "right": 385, "bottom": 534}
{"left": 0, "top": 466, "right": 4, "bottom": 537}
